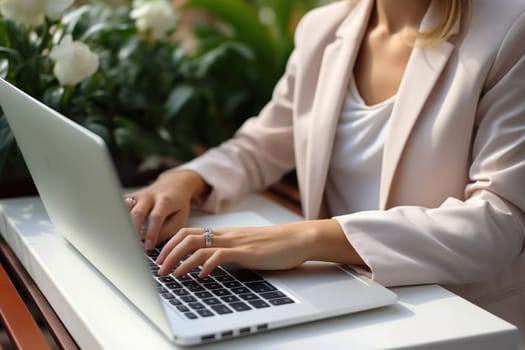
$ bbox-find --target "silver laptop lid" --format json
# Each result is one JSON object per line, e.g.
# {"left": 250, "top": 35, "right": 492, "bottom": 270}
{"left": 0, "top": 78, "right": 173, "bottom": 337}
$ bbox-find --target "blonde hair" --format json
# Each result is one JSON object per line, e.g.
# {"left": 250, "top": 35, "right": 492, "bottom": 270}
{"left": 418, "top": 0, "right": 471, "bottom": 44}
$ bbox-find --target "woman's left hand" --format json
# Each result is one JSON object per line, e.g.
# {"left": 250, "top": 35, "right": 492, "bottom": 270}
{"left": 156, "top": 219, "right": 364, "bottom": 278}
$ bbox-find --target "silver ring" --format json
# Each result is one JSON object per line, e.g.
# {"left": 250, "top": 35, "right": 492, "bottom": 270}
{"left": 125, "top": 196, "right": 137, "bottom": 206}
{"left": 203, "top": 227, "right": 213, "bottom": 248}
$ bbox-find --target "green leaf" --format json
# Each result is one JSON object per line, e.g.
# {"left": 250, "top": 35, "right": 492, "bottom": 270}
{"left": 41, "top": 86, "right": 65, "bottom": 111}
{"left": 79, "top": 22, "right": 132, "bottom": 42}
{"left": 189, "top": 41, "right": 254, "bottom": 79}
{"left": 0, "top": 47, "right": 22, "bottom": 62}
{"left": 165, "top": 84, "right": 195, "bottom": 121}
{"left": 183, "top": 0, "right": 278, "bottom": 67}
{"left": 0, "top": 115, "right": 15, "bottom": 175}
{"left": 114, "top": 117, "right": 175, "bottom": 157}
{"left": 0, "top": 59, "right": 8, "bottom": 78}
{"left": 258, "top": 0, "right": 292, "bottom": 38}
{"left": 60, "top": 5, "right": 92, "bottom": 32}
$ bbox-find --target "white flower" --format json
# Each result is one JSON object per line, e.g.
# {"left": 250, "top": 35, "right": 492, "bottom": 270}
{"left": 45, "top": 0, "right": 75, "bottom": 20}
{"left": 131, "top": 0, "right": 178, "bottom": 39}
{"left": 0, "top": 0, "right": 73, "bottom": 27}
{"left": 0, "top": 0, "right": 45, "bottom": 27}
{"left": 49, "top": 35, "right": 99, "bottom": 86}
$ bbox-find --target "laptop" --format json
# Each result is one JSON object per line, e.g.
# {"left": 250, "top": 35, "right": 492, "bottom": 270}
{"left": 0, "top": 78, "right": 396, "bottom": 345}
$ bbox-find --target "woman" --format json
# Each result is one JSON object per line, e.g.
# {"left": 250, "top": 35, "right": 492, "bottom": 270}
{"left": 126, "top": 0, "right": 525, "bottom": 345}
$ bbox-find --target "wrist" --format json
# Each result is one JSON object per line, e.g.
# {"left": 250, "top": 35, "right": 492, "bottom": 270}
{"left": 159, "top": 170, "right": 210, "bottom": 200}
{"left": 301, "top": 219, "right": 365, "bottom": 266}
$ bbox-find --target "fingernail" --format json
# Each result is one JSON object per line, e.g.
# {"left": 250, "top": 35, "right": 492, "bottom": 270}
{"left": 145, "top": 239, "right": 153, "bottom": 251}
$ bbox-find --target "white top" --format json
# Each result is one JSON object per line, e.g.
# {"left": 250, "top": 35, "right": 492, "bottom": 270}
{"left": 326, "top": 77, "right": 395, "bottom": 215}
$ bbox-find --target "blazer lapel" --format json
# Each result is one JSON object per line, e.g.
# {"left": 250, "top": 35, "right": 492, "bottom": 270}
{"left": 303, "top": 0, "right": 373, "bottom": 219}
{"left": 379, "top": 0, "right": 459, "bottom": 209}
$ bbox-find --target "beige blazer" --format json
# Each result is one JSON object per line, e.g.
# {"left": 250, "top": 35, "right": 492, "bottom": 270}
{"left": 180, "top": 0, "right": 525, "bottom": 343}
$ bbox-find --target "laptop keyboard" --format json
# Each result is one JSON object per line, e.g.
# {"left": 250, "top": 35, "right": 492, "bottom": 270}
{"left": 147, "top": 248, "right": 295, "bottom": 320}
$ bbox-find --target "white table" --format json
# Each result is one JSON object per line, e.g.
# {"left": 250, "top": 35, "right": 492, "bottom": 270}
{"left": 0, "top": 194, "right": 518, "bottom": 349}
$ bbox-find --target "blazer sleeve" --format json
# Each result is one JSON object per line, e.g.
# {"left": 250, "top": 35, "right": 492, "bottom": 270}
{"left": 176, "top": 50, "right": 301, "bottom": 213}
{"left": 337, "top": 13, "right": 525, "bottom": 287}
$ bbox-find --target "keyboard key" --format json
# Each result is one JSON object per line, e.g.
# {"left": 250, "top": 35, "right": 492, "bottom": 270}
{"left": 245, "top": 281, "right": 277, "bottom": 293}
{"left": 259, "top": 291, "right": 286, "bottom": 300}
{"left": 177, "top": 305, "right": 190, "bottom": 312}
{"left": 221, "top": 295, "right": 240, "bottom": 303}
{"left": 212, "top": 289, "right": 232, "bottom": 297}
{"left": 149, "top": 250, "right": 160, "bottom": 259}
{"left": 190, "top": 267, "right": 202, "bottom": 273}
{"left": 173, "top": 289, "right": 190, "bottom": 296}
{"left": 169, "top": 298, "right": 182, "bottom": 306}
{"left": 180, "top": 295, "right": 197, "bottom": 303}
{"left": 268, "top": 297, "right": 294, "bottom": 306}
{"left": 211, "top": 305, "right": 233, "bottom": 315}
{"left": 161, "top": 292, "right": 175, "bottom": 300}
{"left": 197, "top": 309, "right": 215, "bottom": 318}
{"left": 230, "top": 287, "right": 250, "bottom": 295}
{"left": 203, "top": 282, "right": 222, "bottom": 290}
{"left": 223, "top": 281, "right": 242, "bottom": 289}
{"left": 215, "top": 275, "right": 235, "bottom": 283}
{"left": 221, "top": 264, "right": 263, "bottom": 282}
{"left": 165, "top": 281, "right": 182, "bottom": 290}
{"left": 182, "top": 281, "right": 205, "bottom": 292}
{"left": 194, "top": 291, "right": 213, "bottom": 299}
{"left": 176, "top": 274, "right": 193, "bottom": 282}
{"left": 158, "top": 276, "right": 175, "bottom": 283}
{"left": 192, "top": 275, "right": 215, "bottom": 283}
{"left": 239, "top": 293, "right": 259, "bottom": 301}
{"left": 184, "top": 312, "right": 198, "bottom": 320}
{"left": 209, "top": 267, "right": 228, "bottom": 277}
{"left": 202, "top": 298, "right": 222, "bottom": 306}
{"left": 188, "top": 302, "right": 206, "bottom": 310}
{"left": 248, "top": 299, "right": 270, "bottom": 309}
{"left": 229, "top": 302, "right": 251, "bottom": 312}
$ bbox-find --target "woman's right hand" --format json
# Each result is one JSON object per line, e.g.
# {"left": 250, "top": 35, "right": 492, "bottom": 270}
{"left": 123, "top": 170, "right": 209, "bottom": 252}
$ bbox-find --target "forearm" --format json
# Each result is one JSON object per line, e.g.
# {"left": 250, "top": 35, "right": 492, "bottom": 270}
{"left": 291, "top": 219, "right": 366, "bottom": 266}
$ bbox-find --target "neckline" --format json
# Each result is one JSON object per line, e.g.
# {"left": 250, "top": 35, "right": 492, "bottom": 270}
{"left": 350, "top": 76, "right": 396, "bottom": 109}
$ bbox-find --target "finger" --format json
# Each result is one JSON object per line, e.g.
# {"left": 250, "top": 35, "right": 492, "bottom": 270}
{"left": 157, "top": 227, "right": 194, "bottom": 264}
{"left": 129, "top": 197, "right": 153, "bottom": 237}
{"left": 143, "top": 209, "right": 165, "bottom": 251}
{"left": 157, "top": 227, "right": 209, "bottom": 262}
{"left": 123, "top": 194, "right": 138, "bottom": 210}
{"left": 199, "top": 249, "right": 232, "bottom": 278}
{"left": 142, "top": 197, "right": 174, "bottom": 250}
{"left": 156, "top": 207, "right": 189, "bottom": 244}
{"left": 158, "top": 229, "right": 204, "bottom": 273}
{"left": 173, "top": 248, "right": 215, "bottom": 277}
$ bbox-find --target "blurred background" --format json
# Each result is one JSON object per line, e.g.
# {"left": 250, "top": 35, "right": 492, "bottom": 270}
{"left": 0, "top": 0, "right": 334, "bottom": 197}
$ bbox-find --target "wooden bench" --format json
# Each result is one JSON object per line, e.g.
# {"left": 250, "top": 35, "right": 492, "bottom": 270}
{"left": 262, "top": 180, "right": 302, "bottom": 216}
{"left": 0, "top": 238, "right": 78, "bottom": 350}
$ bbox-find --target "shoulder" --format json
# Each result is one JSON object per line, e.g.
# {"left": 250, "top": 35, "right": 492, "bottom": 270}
{"left": 293, "top": 1, "right": 356, "bottom": 45}
{"left": 463, "top": 0, "right": 525, "bottom": 74}
{"left": 467, "top": 0, "right": 525, "bottom": 38}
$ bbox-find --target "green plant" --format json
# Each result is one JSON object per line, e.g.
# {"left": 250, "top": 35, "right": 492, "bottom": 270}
{"left": 0, "top": 0, "right": 324, "bottom": 196}
{"left": 0, "top": 0, "right": 186, "bottom": 189}
{"left": 163, "top": 0, "right": 322, "bottom": 149}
